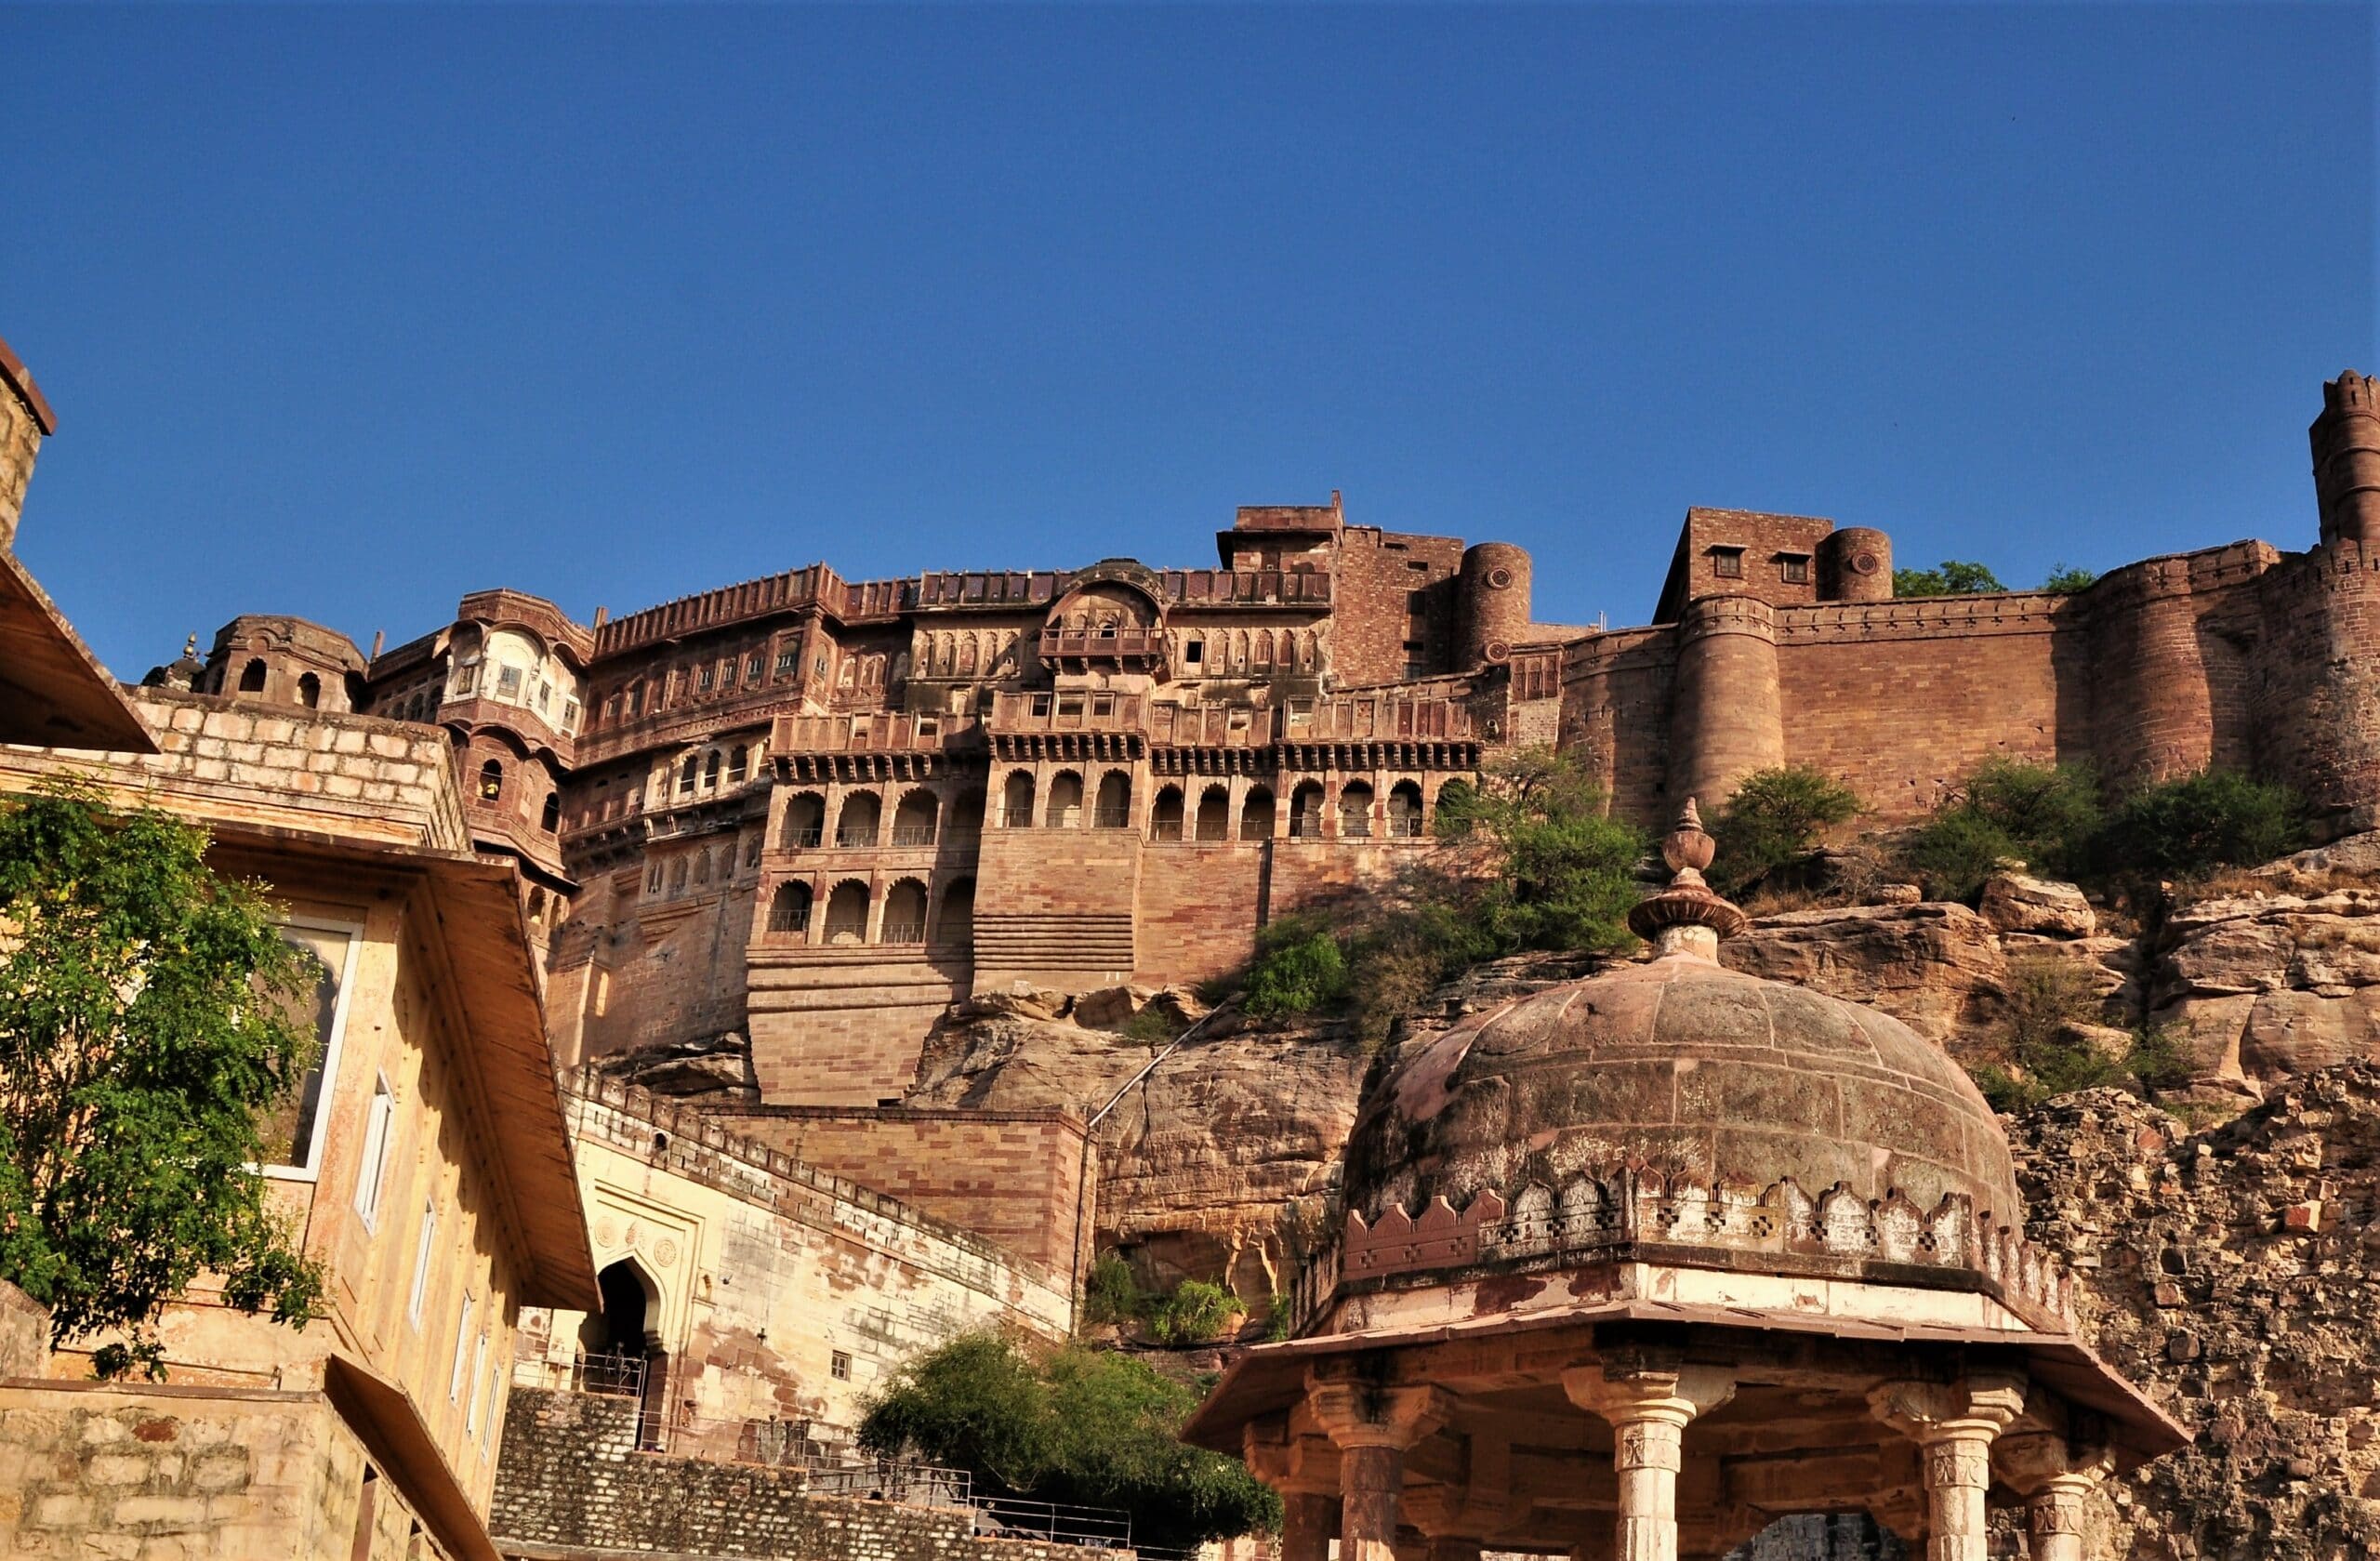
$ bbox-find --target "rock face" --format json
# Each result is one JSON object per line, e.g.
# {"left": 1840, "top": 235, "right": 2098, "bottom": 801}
{"left": 1722, "top": 902, "right": 2010, "bottom": 1047}
{"left": 2150, "top": 890, "right": 2380, "bottom": 1092}
{"left": 1980, "top": 869, "right": 2099, "bottom": 938}
{"left": 2012, "top": 1073, "right": 2380, "bottom": 1556}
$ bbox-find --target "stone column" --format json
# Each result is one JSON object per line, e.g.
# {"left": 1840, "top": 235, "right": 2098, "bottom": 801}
{"left": 1564, "top": 1364, "right": 1736, "bottom": 1561}
{"left": 1305, "top": 1380, "right": 1448, "bottom": 1561}
{"left": 1869, "top": 1375, "right": 2028, "bottom": 1561}
{"left": 1995, "top": 1433, "right": 2110, "bottom": 1561}
{"left": 1280, "top": 1491, "right": 1338, "bottom": 1561}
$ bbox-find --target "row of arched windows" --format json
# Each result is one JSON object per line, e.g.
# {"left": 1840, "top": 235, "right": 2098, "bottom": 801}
{"left": 476, "top": 758, "right": 562, "bottom": 834}
{"left": 672, "top": 743, "right": 754, "bottom": 800}
{"left": 763, "top": 876, "right": 974, "bottom": 946}
{"left": 644, "top": 834, "right": 765, "bottom": 900}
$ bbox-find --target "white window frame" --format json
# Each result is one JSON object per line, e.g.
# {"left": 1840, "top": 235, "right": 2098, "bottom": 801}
{"left": 466, "top": 1330, "right": 491, "bottom": 1433}
{"left": 408, "top": 1198, "right": 438, "bottom": 1329}
{"left": 351, "top": 1072, "right": 398, "bottom": 1228}
{"left": 260, "top": 917, "right": 364, "bottom": 1183}
{"left": 451, "top": 1290, "right": 477, "bottom": 1402}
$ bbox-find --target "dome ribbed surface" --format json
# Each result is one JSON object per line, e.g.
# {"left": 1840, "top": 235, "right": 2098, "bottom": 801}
{"left": 1344, "top": 953, "right": 2022, "bottom": 1226}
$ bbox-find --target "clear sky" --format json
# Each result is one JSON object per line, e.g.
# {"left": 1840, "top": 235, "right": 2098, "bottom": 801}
{"left": 6, "top": 4, "right": 2373, "bottom": 678}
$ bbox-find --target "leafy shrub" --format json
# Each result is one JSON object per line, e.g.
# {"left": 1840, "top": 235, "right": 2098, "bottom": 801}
{"left": 1899, "top": 758, "right": 2102, "bottom": 899}
{"left": 1081, "top": 1252, "right": 1145, "bottom": 1328}
{"left": 1261, "top": 1293, "right": 1292, "bottom": 1343}
{"left": 1119, "top": 1007, "right": 1181, "bottom": 1045}
{"left": 1970, "top": 956, "right": 2123, "bottom": 1112}
{"left": 2097, "top": 769, "right": 2308, "bottom": 885}
{"left": 1342, "top": 904, "right": 1489, "bottom": 1051}
{"left": 1240, "top": 915, "right": 1348, "bottom": 1020}
{"left": 1435, "top": 747, "right": 1646, "bottom": 954}
{"left": 861, "top": 1332, "right": 1278, "bottom": 1549}
{"left": 1708, "top": 765, "right": 1861, "bottom": 896}
{"left": 1149, "top": 1279, "right": 1244, "bottom": 1345}
{"left": 2125, "top": 1025, "right": 2195, "bottom": 1093}
{"left": 2041, "top": 564, "right": 2096, "bottom": 594}
{"left": 1895, "top": 560, "right": 2007, "bottom": 597}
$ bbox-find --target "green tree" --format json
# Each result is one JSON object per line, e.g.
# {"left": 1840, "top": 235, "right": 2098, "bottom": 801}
{"left": 0, "top": 780, "right": 324, "bottom": 1378}
{"left": 2098, "top": 769, "right": 2308, "bottom": 884}
{"left": 1894, "top": 560, "right": 2008, "bottom": 597}
{"left": 1708, "top": 765, "right": 1862, "bottom": 897}
{"left": 2040, "top": 564, "right": 2096, "bottom": 594}
{"left": 1899, "top": 758, "right": 2102, "bottom": 899}
{"left": 860, "top": 1332, "right": 1278, "bottom": 1550}
{"left": 1240, "top": 914, "right": 1349, "bottom": 1020}
{"left": 1434, "top": 747, "right": 1646, "bottom": 953}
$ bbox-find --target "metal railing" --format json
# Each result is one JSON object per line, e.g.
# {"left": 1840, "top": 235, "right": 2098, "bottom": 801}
{"left": 836, "top": 827, "right": 879, "bottom": 848}
{"left": 768, "top": 909, "right": 812, "bottom": 934}
{"left": 1045, "top": 807, "right": 1082, "bottom": 828}
{"left": 1147, "top": 821, "right": 1183, "bottom": 841}
{"left": 1090, "top": 807, "right": 1131, "bottom": 829}
{"left": 1386, "top": 814, "right": 1425, "bottom": 838}
{"left": 1341, "top": 817, "right": 1373, "bottom": 838}
{"left": 879, "top": 921, "right": 926, "bottom": 945}
{"left": 972, "top": 1493, "right": 1134, "bottom": 1550}
{"left": 783, "top": 826, "right": 824, "bottom": 848}
{"left": 518, "top": 1351, "right": 647, "bottom": 1399}
{"left": 891, "top": 824, "right": 938, "bottom": 846}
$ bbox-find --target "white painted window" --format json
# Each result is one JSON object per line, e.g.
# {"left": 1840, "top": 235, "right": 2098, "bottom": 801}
{"left": 352, "top": 1075, "right": 396, "bottom": 1227}
{"left": 408, "top": 1199, "right": 437, "bottom": 1329}
{"left": 465, "top": 1329, "right": 490, "bottom": 1429}
{"left": 259, "top": 919, "right": 363, "bottom": 1180}
{"left": 451, "top": 1291, "right": 476, "bottom": 1401}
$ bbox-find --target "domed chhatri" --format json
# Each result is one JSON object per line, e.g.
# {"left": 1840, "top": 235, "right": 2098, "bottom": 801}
{"left": 1184, "top": 800, "right": 2183, "bottom": 1561}
{"left": 1345, "top": 800, "right": 2018, "bottom": 1229}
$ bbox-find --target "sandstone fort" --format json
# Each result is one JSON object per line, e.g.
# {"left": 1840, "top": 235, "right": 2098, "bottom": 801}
{"left": 2, "top": 330, "right": 2379, "bottom": 1560}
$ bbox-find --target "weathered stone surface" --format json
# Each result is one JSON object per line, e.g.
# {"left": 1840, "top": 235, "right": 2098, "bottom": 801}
{"left": 2011, "top": 1071, "right": 2380, "bottom": 1555}
{"left": 1724, "top": 902, "right": 2008, "bottom": 1045}
{"left": 1072, "top": 984, "right": 1160, "bottom": 1031}
{"left": 1978, "top": 870, "right": 2096, "bottom": 938}
{"left": 2149, "top": 890, "right": 2380, "bottom": 1091}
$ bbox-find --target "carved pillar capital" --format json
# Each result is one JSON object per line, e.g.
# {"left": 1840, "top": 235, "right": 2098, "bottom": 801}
{"left": 1868, "top": 1374, "right": 2029, "bottom": 1561}
{"left": 1995, "top": 1434, "right": 2110, "bottom": 1561}
{"left": 1564, "top": 1365, "right": 1735, "bottom": 1561}
{"left": 1306, "top": 1378, "right": 1451, "bottom": 1452}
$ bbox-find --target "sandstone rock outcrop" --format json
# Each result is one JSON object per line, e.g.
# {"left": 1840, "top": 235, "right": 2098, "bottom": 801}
{"left": 1980, "top": 868, "right": 2099, "bottom": 938}
{"left": 1722, "top": 902, "right": 2009, "bottom": 1045}
{"left": 2149, "top": 889, "right": 2380, "bottom": 1093}
{"left": 2012, "top": 1071, "right": 2380, "bottom": 1555}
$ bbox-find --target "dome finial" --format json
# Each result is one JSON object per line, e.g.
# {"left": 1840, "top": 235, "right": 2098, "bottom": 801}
{"left": 1627, "top": 795, "right": 1750, "bottom": 957}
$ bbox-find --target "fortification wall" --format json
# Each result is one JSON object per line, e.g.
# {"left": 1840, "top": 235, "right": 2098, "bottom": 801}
{"left": 520, "top": 1073, "right": 1069, "bottom": 1450}
{"left": 1135, "top": 839, "right": 1266, "bottom": 985}
{"left": 1331, "top": 528, "right": 1464, "bottom": 686}
{"left": 1558, "top": 628, "right": 1676, "bottom": 820}
{"left": 2248, "top": 540, "right": 2380, "bottom": 833}
{"left": 971, "top": 827, "right": 1139, "bottom": 992}
{"left": 747, "top": 949, "right": 969, "bottom": 1106}
{"left": 705, "top": 1105, "right": 1091, "bottom": 1280}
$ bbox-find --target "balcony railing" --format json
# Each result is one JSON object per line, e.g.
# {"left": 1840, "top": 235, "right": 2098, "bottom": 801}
{"left": 1387, "top": 814, "right": 1425, "bottom": 838}
{"left": 1148, "top": 821, "right": 1183, "bottom": 841}
{"left": 1090, "top": 807, "right": 1130, "bottom": 829}
{"left": 1045, "top": 807, "right": 1082, "bottom": 828}
{"left": 1342, "top": 818, "right": 1373, "bottom": 838}
{"left": 879, "top": 921, "right": 926, "bottom": 945}
{"left": 782, "top": 826, "right": 824, "bottom": 848}
{"left": 890, "top": 825, "right": 938, "bottom": 846}
{"left": 835, "top": 828, "right": 879, "bottom": 848}
{"left": 768, "top": 910, "right": 812, "bottom": 934}
{"left": 998, "top": 808, "right": 1037, "bottom": 827}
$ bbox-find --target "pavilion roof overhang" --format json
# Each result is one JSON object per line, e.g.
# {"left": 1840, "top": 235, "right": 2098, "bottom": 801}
{"left": 1180, "top": 1293, "right": 2188, "bottom": 1474}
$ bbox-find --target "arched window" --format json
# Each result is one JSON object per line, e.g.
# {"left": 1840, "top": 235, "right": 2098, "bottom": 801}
{"left": 1195, "top": 785, "right": 1230, "bottom": 841}
{"left": 702, "top": 749, "right": 721, "bottom": 788}
{"left": 892, "top": 790, "right": 939, "bottom": 847}
{"left": 540, "top": 793, "right": 561, "bottom": 832}
{"left": 880, "top": 880, "right": 928, "bottom": 944}
{"left": 693, "top": 851, "right": 711, "bottom": 886}
{"left": 835, "top": 792, "right": 882, "bottom": 849}
{"left": 782, "top": 792, "right": 825, "bottom": 849}
{"left": 1150, "top": 786, "right": 1184, "bottom": 841}
{"left": 937, "top": 877, "right": 975, "bottom": 944}
{"left": 1240, "top": 786, "right": 1276, "bottom": 841}
{"left": 1387, "top": 780, "right": 1425, "bottom": 839}
{"left": 646, "top": 862, "right": 663, "bottom": 894}
{"left": 678, "top": 757, "right": 697, "bottom": 796}
{"left": 1289, "top": 781, "right": 1327, "bottom": 839}
{"left": 1339, "top": 780, "right": 1376, "bottom": 839}
{"left": 1093, "top": 772, "right": 1131, "bottom": 829}
{"left": 1045, "top": 772, "right": 1084, "bottom": 828}
{"left": 526, "top": 887, "right": 547, "bottom": 924}
{"left": 1001, "top": 772, "right": 1036, "bottom": 828}
{"left": 824, "top": 881, "right": 869, "bottom": 944}
{"left": 668, "top": 857, "right": 689, "bottom": 893}
{"left": 238, "top": 658, "right": 267, "bottom": 694}
{"left": 949, "top": 787, "right": 986, "bottom": 836}
{"left": 768, "top": 881, "right": 813, "bottom": 934}
{"left": 297, "top": 672, "right": 321, "bottom": 708}
{"left": 479, "top": 760, "right": 504, "bottom": 801}
{"left": 727, "top": 745, "right": 748, "bottom": 784}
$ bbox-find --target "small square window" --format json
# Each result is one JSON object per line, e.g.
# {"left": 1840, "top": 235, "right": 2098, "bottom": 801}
{"left": 747, "top": 653, "right": 765, "bottom": 681}
{"left": 1184, "top": 641, "right": 1205, "bottom": 666}
{"left": 1091, "top": 693, "right": 1114, "bottom": 717}
{"left": 1057, "top": 694, "right": 1085, "bottom": 718}
{"left": 1031, "top": 693, "right": 1052, "bottom": 717}
{"left": 830, "top": 1351, "right": 852, "bottom": 1381}
{"left": 698, "top": 665, "right": 715, "bottom": 692}
{"left": 496, "top": 666, "right": 523, "bottom": 698}
{"left": 775, "top": 650, "right": 799, "bottom": 676}
{"left": 1778, "top": 554, "right": 1810, "bottom": 585}
{"left": 1711, "top": 548, "right": 1744, "bottom": 579}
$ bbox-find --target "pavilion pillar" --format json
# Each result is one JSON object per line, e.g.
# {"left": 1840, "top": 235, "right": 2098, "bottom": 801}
{"left": 1563, "top": 1364, "right": 1736, "bottom": 1561}
{"left": 1996, "top": 1433, "right": 2111, "bottom": 1561}
{"left": 1869, "top": 1375, "right": 2028, "bottom": 1561}
{"left": 1305, "top": 1380, "right": 1449, "bottom": 1561}
{"left": 1243, "top": 1420, "right": 1338, "bottom": 1561}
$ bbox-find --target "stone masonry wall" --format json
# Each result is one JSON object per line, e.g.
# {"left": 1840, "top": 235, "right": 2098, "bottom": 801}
{"left": 493, "top": 1385, "right": 1114, "bottom": 1561}
{"left": 710, "top": 1105, "right": 1091, "bottom": 1278}
{"left": 0, "top": 347, "right": 44, "bottom": 553}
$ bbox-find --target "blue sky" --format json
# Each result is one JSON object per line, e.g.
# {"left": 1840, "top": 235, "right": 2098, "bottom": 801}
{"left": 6, "top": 4, "right": 2373, "bottom": 677}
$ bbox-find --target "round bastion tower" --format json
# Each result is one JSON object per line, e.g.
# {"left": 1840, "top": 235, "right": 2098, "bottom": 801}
{"left": 1456, "top": 541, "right": 1531, "bottom": 668}
{"left": 1670, "top": 594, "right": 1785, "bottom": 809}
{"left": 1818, "top": 524, "right": 1893, "bottom": 603}
{"left": 2313, "top": 368, "right": 2380, "bottom": 546}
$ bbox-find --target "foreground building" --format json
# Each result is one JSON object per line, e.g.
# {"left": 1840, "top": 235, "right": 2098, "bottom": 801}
{"left": 1183, "top": 807, "right": 2185, "bottom": 1559}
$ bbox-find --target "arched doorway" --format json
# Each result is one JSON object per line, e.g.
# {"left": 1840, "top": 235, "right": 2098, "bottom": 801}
{"left": 585, "top": 1258, "right": 668, "bottom": 1449}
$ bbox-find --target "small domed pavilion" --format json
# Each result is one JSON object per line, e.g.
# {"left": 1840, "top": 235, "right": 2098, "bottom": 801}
{"left": 1183, "top": 804, "right": 2183, "bottom": 1561}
